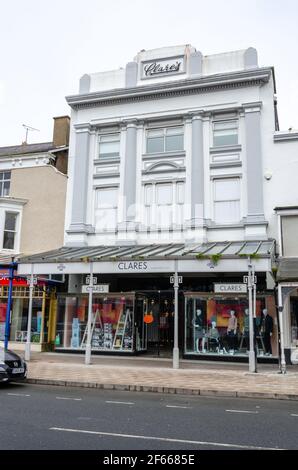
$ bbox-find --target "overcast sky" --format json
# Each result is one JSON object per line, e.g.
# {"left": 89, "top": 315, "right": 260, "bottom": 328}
{"left": 1, "top": 0, "right": 298, "bottom": 146}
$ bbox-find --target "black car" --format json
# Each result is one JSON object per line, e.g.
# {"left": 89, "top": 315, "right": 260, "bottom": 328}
{"left": 0, "top": 348, "right": 27, "bottom": 383}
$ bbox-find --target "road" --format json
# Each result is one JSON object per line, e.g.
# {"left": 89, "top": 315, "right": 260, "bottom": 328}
{"left": 0, "top": 383, "right": 297, "bottom": 450}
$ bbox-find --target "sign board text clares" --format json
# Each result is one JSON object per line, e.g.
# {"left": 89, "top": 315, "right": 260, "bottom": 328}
{"left": 214, "top": 283, "right": 247, "bottom": 294}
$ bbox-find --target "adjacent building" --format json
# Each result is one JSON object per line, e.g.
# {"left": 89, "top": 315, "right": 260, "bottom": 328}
{"left": 0, "top": 116, "right": 69, "bottom": 351}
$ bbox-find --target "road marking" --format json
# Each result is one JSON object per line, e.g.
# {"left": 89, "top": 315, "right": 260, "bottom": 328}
{"left": 166, "top": 405, "right": 192, "bottom": 409}
{"left": 56, "top": 397, "right": 82, "bottom": 401}
{"left": 7, "top": 393, "right": 31, "bottom": 397}
{"left": 105, "top": 400, "right": 134, "bottom": 405}
{"left": 291, "top": 414, "right": 298, "bottom": 417}
{"left": 226, "top": 409, "right": 259, "bottom": 414}
{"left": 49, "top": 427, "right": 283, "bottom": 450}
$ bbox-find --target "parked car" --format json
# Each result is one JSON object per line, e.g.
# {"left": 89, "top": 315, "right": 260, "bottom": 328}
{"left": 0, "top": 348, "right": 27, "bottom": 383}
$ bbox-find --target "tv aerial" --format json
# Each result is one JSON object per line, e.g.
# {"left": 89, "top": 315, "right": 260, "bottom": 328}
{"left": 22, "top": 124, "right": 40, "bottom": 144}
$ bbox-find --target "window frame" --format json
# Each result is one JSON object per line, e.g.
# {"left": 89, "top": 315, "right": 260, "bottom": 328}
{"left": 212, "top": 119, "right": 239, "bottom": 147}
{"left": 98, "top": 133, "right": 120, "bottom": 159}
{"left": 146, "top": 126, "right": 184, "bottom": 154}
{"left": 212, "top": 177, "right": 241, "bottom": 224}
{"left": 2, "top": 211, "right": 18, "bottom": 250}
{"left": 0, "top": 171, "right": 11, "bottom": 197}
{"left": 95, "top": 187, "right": 119, "bottom": 231}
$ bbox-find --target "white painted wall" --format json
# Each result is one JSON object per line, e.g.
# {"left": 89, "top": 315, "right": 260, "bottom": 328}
{"left": 64, "top": 45, "right": 298, "bottom": 248}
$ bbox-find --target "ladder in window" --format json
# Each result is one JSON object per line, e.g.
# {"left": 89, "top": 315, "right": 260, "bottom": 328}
{"left": 113, "top": 308, "right": 131, "bottom": 349}
{"left": 80, "top": 309, "right": 102, "bottom": 348}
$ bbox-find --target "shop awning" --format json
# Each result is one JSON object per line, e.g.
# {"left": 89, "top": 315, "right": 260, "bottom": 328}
{"left": 18, "top": 240, "right": 275, "bottom": 263}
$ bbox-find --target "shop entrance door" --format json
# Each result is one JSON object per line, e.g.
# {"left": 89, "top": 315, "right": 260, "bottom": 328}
{"left": 136, "top": 291, "right": 174, "bottom": 357}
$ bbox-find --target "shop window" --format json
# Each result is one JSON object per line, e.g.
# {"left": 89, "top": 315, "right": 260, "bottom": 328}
{"left": 3, "top": 212, "right": 18, "bottom": 250}
{"left": 95, "top": 187, "right": 118, "bottom": 230}
{"left": 0, "top": 171, "right": 11, "bottom": 197}
{"left": 184, "top": 295, "right": 270, "bottom": 357}
{"left": 281, "top": 215, "right": 298, "bottom": 256}
{"left": 213, "top": 120, "right": 238, "bottom": 147}
{"left": 98, "top": 133, "right": 120, "bottom": 159}
{"left": 213, "top": 178, "right": 240, "bottom": 224}
{"left": 55, "top": 295, "right": 134, "bottom": 351}
{"left": 146, "top": 126, "right": 184, "bottom": 154}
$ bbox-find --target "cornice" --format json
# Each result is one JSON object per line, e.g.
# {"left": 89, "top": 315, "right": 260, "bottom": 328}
{"left": 0, "top": 196, "right": 28, "bottom": 205}
{"left": 274, "top": 132, "right": 298, "bottom": 142}
{"left": 66, "top": 68, "right": 272, "bottom": 110}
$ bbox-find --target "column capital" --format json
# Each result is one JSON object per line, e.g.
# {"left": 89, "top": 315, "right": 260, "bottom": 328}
{"left": 187, "top": 111, "right": 204, "bottom": 121}
{"left": 121, "top": 119, "right": 138, "bottom": 129}
{"left": 242, "top": 101, "right": 262, "bottom": 113}
{"left": 73, "top": 123, "right": 92, "bottom": 134}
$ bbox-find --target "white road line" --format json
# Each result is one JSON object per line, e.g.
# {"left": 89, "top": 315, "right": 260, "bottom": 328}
{"left": 7, "top": 393, "right": 31, "bottom": 397}
{"left": 291, "top": 414, "right": 298, "bottom": 417}
{"left": 166, "top": 405, "right": 192, "bottom": 409}
{"left": 226, "top": 409, "right": 259, "bottom": 414}
{"left": 49, "top": 427, "right": 283, "bottom": 450}
{"left": 56, "top": 397, "right": 82, "bottom": 401}
{"left": 105, "top": 400, "right": 134, "bottom": 405}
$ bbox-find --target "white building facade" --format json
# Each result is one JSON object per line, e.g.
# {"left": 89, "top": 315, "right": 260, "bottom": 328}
{"left": 18, "top": 45, "right": 298, "bottom": 364}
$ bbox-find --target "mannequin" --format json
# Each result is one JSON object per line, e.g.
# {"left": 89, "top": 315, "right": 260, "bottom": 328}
{"left": 147, "top": 299, "right": 159, "bottom": 343}
{"left": 243, "top": 308, "right": 249, "bottom": 334}
{"left": 227, "top": 310, "right": 237, "bottom": 353}
{"left": 160, "top": 299, "right": 170, "bottom": 344}
{"left": 193, "top": 309, "right": 204, "bottom": 352}
{"left": 203, "top": 321, "right": 222, "bottom": 353}
{"left": 262, "top": 308, "right": 273, "bottom": 356}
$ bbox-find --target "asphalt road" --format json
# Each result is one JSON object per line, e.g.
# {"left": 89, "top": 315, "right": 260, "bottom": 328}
{"left": 0, "top": 383, "right": 297, "bottom": 450}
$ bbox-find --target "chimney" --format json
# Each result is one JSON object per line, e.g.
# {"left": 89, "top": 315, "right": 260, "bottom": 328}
{"left": 53, "top": 116, "right": 70, "bottom": 147}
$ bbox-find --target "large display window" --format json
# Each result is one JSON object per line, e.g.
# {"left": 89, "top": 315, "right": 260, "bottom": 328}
{"left": 184, "top": 293, "right": 277, "bottom": 357}
{"left": 0, "top": 287, "right": 51, "bottom": 344}
{"left": 56, "top": 294, "right": 134, "bottom": 352}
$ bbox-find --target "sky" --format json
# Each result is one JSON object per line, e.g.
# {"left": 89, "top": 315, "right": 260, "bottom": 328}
{"left": 1, "top": 0, "right": 298, "bottom": 146}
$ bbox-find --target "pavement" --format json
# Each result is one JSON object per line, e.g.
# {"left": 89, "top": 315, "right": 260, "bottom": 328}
{"left": 23, "top": 352, "right": 298, "bottom": 401}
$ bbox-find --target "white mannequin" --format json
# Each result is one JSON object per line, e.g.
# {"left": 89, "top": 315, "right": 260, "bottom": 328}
{"left": 203, "top": 321, "right": 220, "bottom": 353}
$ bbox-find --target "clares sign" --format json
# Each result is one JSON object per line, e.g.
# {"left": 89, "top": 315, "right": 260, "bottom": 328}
{"left": 142, "top": 56, "right": 184, "bottom": 78}
{"left": 214, "top": 283, "right": 247, "bottom": 294}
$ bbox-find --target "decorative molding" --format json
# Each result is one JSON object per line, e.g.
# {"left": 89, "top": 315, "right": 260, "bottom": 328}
{"left": 143, "top": 161, "right": 183, "bottom": 173}
{"left": 0, "top": 196, "right": 27, "bottom": 206}
{"left": 210, "top": 144, "right": 242, "bottom": 154}
{"left": 242, "top": 101, "right": 262, "bottom": 113}
{"left": 274, "top": 132, "right": 298, "bottom": 142}
{"left": 142, "top": 150, "right": 186, "bottom": 160}
{"left": 66, "top": 68, "right": 272, "bottom": 110}
{"left": 67, "top": 223, "right": 95, "bottom": 234}
{"left": 210, "top": 161, "right": 242, "bottom": 169}
{"left": 93, "top": 173, "right": 120, "bottom": 179}
{"left": 94, "top": 157, "right": 121, "bottom": 165}
{"left": 142, "top": 167, "right": 185, "bottom": 176}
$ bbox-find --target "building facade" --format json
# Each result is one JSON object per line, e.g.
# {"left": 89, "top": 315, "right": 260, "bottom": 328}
{"left": 0, "top": 116, "right": 69, "bottom": 351}
{"left": 17, "top": 45, "right": 298, "bottom": 363}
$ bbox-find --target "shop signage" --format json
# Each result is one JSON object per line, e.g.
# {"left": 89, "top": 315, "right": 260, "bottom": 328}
{"left": 117, "top": 261, "right": 148, "bottom": 271}
{"left": 214, "top": 283, "right": 247, "bottom": 294}
{"left": 142, "top": 56, "right": 184, "bottom": 78}
{"left": 82, "top": 284, "right": 109, "bottom": 294}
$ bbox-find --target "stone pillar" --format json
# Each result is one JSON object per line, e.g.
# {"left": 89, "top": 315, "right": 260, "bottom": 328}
{"left": 69, "top": 126, "right": 93, "bottom": 233}
{"left": 243, "top": 103, "right": 265, "bottom": 222}
{"left": 123, "top": 121, "right": 137, "bottom": 224}
{"left": 191, "top": 113, "right": 204, "bottom": 224}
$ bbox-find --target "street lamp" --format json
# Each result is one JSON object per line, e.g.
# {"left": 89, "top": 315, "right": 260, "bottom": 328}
{"left": 243, "top": 258, "right": 257, "bottom": 373}
{"left": 170, "top": 260, "right": 182, "bottom": 369}
{"left": 1, "top": 259, "right": 18, "bottom": 351}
